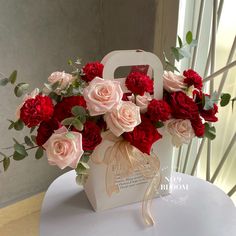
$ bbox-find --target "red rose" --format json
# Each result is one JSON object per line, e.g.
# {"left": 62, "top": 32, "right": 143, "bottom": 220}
{"left": 193, "top": 90, "right": 218, "bottom": 122}
{"left": 53, "top": 96, "right": 86, "bottom": 121}
{"left": 191, "top": 117, "right": 205, "bottom": 137}
{"left": 20, "top": 95, "right": 54, "bottom": 127}
{"left": 122, "top": 93, "right": 132, "bottom": 101}
{"left": 125, "top": 71, "right": 153, "bottom": 96}
{"left": 123, "top": 117, "right": 162, "bottom": 154}
{"left": 81, "top": 121, "right": 102, "bottom": 151}
{"left": 82, "top": 62, "right": 104, "bottom": 82}
{"left": 183, "top": 69, "right": 203, "bottom": 90}
{"left": 169, "top": 91, "right": 199, "bottom": 120}
{"left": 147, "top": 99, "right": 171, "bottom": 122}
{"left": 36, "top": 118, "right": 61, "bottom": 146}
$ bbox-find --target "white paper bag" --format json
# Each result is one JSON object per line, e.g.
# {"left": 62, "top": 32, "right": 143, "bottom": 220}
{"left": 84, "top": 50, "right": 174, "bottom": 211}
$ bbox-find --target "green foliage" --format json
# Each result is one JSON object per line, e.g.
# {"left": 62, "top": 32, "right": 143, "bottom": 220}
{"left": 186, "top": 31, "right": 193, "bottom": 44}
{"left": 3, "top": 157, "right": 10, "bottom": 171}
{"left": 220, "top": 93, "right": 231, "bottom": 107}
{"left": 14, "top": 119, "right": 24, "bottom": 130}
{"left": 24, "top": 136, "right": 34, "bottom": 147}
{"left": 0, "top": 78, "right": 9, "bottom": 86}
{"left": 204, "top": 123, "right": 216, "bottom": 140}
{"left": 35, "top": 147, "right": 44, "bottom": 159}
{"left": 8, "top": 70, "right": 17, "bottom": 84}
{"left": 71, "top": 106, "right": 86, "bottom": 117}
{"left": 14, "top": 83, "right": 29, "bottom": 97}
{"left": 155, "top": 121, "right": 164, "bottom": 128}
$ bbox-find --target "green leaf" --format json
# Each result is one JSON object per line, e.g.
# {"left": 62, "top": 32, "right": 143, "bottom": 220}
{"left": 61, "top": 117, "right": 75, "bottom": 126}
{"left": 165, "top": 61, "right": 180, "bottom": 72}
{"left": 80, "top": 161, "right": 90, "bottom": 169}
{"left": 204, "top": 123, "right": 216, "bottom": 140}
{"left": 13, "top": 151, "right": 27, "bottom": 161}
{"left": 3, "top": 157, "right": 10, "bottom": 171}
{"left": 14, "top": 143, "right": 27, "bottom": 156}
{"left": 186, "top": 31, "right": 193, "bottom": 44}
{"left": 8, "top": 70, "right": 17, "bottom": 84}
{"left": 30, "top": 135, "right": 37, "bottom": 144}
{"left": 14, "top": 119, "right": 24, "bottom": 130}
{"left": 14, "top": 83, "right": 29, "bottom": 97}
{"left": 68, "top": 59, "right": 73, "bottom": 66}
{"left": 30, "top": 126, "right": 36, "bottom": 134}
{"left": 231, "top": 97, "right": 236, "bottom": 111}
{"left": 171, "top": 47, "right": 180, "bottom": 61}
{"left": 220, "top": 93, "right": 231, "bottom": 107}
{"left": 35, "top": 147, "right": 44, "bottom": 159}
{"left": 44, "top": 83, "right": 52, "bottom": 92}
{"left": 0, "top": 78, "right": 9, "bottom": 86}
{"left": 8, "top": 119, "right": 15, "bottom": 130}
{"left": 71, "top": 106, "right": 87, "bottom": 117}
{"left": 24, "top": 136, "right": 34, "bottom": 147}
{"left": 80, "top": 154, "right": 90, "bottom": 163}
{"left": 49, "top": 92, "right": 60, "bottom": 102}
{"left": 155, "top": 121, "right": 164, "bottom": 128}
{"left": 72, "top": 119, "right": 84, "bottom": 131}
{"left": 177, "top": 35, "right": 183, "bottom": 48}
{"left": 76, "top": 162, "right": 90, "bottom": 175}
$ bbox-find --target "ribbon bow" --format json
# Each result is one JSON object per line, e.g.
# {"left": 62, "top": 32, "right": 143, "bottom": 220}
{"left": 91, "top": 131, "right": 161, "bottom": 226}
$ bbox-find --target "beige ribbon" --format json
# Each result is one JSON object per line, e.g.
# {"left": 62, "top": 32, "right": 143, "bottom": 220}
{"left": 92, "top": 131, "right": 161, "bottom": 226}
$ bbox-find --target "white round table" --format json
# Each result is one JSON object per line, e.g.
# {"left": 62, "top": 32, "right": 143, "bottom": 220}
{"left": 40, "top": 171, "right": 236, "bottom": 236}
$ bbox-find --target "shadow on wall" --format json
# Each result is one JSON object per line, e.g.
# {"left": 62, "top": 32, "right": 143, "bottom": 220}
{"left": 0, "top": 0, "right": 156, "bottom": 206}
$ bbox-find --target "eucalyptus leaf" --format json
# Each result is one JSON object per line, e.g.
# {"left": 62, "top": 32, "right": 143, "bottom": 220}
{"left": 8, "top": 119, "right": 15, "bottom": 130}
{"left": 14, "top": 83, "right": 29, "bottom": 97}
{"left": 72, "top": 119, "right": 83, "bottom": 131}
{"left": 8, "top": 70, "right": 17, "bottom": 84}
{"left": 204, "top": 123, "right": 216, "bottom": 140}
{"left": 179, "top": 48, "right": 191, "bottom": 58}
{"left": 3, "top": 157, "right": 10, "bottom": 171}
{"left": 186, "top": 31, "right": 193, "bottom": 44}
{"left": 14, "top": 119, "right": 24, "bottom": 130}
{"left": 190, "top": 39, "right": 198, "bottom": 47}
{"left": 35, "top": 147, "right": 44, "bottom": 159}
{"left": 220, "top": 93, "right": 231, "bottom": 107}
{"left": 13, "top": 151, "right": 27, "bottom": 161}
{"left": 65, "top": 132, "right": 75, "bottom": 139}
{"left": 171, "top": 47, "right": 180, "bottom": 61}
{"left": 61, "top": 117, "right": 75, "bottom": 126}
{"left": 14, "top": 143, "right": 27, "bottom": 156}
{"left": 24, "top": 136, "right": 34, "bottom": 147}
{"left": 71, "top": 106, "right": 86, "bottom": 117}
{"left": 177, "top": 35, "right": 183, "bottom": 47}
{"left": 0, "top": 78, "right": 9, "bottom": 86}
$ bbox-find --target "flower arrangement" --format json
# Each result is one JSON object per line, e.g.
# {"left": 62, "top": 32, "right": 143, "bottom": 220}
{"left": 0, "top": 32, "right": 234, "bottom": 184}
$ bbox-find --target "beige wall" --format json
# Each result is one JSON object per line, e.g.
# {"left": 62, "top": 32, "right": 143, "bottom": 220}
{"left": 0, "top": 0, "right": 163, "bottom": 206}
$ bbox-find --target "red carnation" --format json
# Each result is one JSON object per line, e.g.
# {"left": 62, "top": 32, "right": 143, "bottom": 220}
{"left": 53, "top": 96, "right": 86, "bottom": 122}
{"left": 82, "top": 62, "right": 103, "bottom": 82}
{"left": 125, "top": 71, "right": 153, "bottom": 96}
{"left": 123, "top": 117, "right": 162, "bottom": 154}
{"left": 169, "top": 91, "right": 199, "bottom": 120}
{"left": 20, "top": 95, "right": 54, "bottom": 128}
{"left": 147, "top": 99, "right": 171, "bottom": 122}
{"left": 81, "top": 121, "right": 102, "bottom": 151}
{"left": 183, "top": 69, "right": 203, "bottom": 90}
{"left": 36, "top": 118, "right": 61, "bottom": 146}
{"left": 191, "top": 117, "right": 205, "bottom": 137}
{"left": 193, "top": 90, "right": 218, "bottom": 122}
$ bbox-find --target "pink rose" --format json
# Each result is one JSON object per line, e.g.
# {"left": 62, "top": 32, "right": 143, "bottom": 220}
{"left": 128, "top": 92, "right": 152, "bottom": 113}
{"left": 83, "top": 77, "right": 123, "bottom": 116}
{"left": 46, "top": 71, "right": 75, "bottom": 95}
{"left": 43, "top": 126, "right": 84, "bottom": 169}
{"left": 15, "top": 88, "right": 39, "bottom": 119}
{"left": 165, "top": 119, "right": 195, "bottom": 147}
{"left": 163, "top": 71, "right": 187, "bottom": 92}
{"left": 105, "top": 101, "right": 141, "bottom": 136}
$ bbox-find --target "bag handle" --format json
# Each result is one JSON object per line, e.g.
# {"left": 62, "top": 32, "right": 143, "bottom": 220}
{"left": 101, "top": 50, "right": 163, "bottom": 99}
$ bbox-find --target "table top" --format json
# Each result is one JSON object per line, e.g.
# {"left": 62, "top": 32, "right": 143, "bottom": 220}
{"left": 40, "top": 171, "right": 236, "bottom": 236}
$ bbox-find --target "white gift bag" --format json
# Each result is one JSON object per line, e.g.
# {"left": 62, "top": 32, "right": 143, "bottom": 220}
{"left": 84, "top": 50, "right": 174, "bottom": 211}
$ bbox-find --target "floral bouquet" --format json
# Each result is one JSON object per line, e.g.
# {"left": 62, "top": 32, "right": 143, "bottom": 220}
{"left": 0, "top": 33, "right": 233, "bottom": 225}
